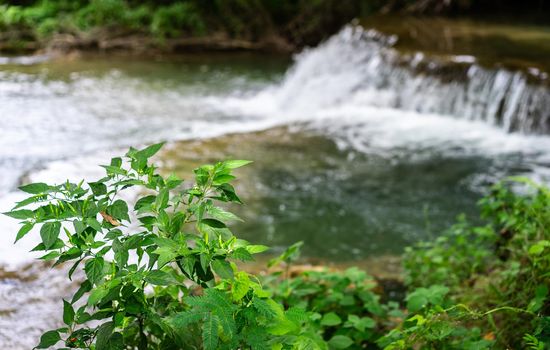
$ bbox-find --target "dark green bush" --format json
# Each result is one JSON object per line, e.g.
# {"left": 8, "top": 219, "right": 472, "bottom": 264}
{"left": 396, "top": 178, "right": 550, "bottom": 349}
{"left": 266, "top": 265, "right": 404, "bottom": 349}
{"left": 150, "top": 2, "right": 205, "bottom": 38}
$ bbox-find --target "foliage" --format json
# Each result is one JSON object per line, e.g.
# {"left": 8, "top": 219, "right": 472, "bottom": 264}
{"left": 5, "top": 142, "right": 550, "bottom": 349}
{"left": 263, "top": 179, "right": 550, "bottom": 349}
{"left": 5, "top": 143, "right": 324, "bottom": 349}
{"left": 395, "top": 178, "right": 550, "bottom": 349}
{"left": 265, "top": 262, "right": 404, "bottom": 349}
{"left": 403, "top": 215, "right": 496, "bottom": 290}
{"left": 150, "top": 2, "right": 205, "bottom": 38}
{"left": 0, "top": 0, "right": 367, "bottom": 49}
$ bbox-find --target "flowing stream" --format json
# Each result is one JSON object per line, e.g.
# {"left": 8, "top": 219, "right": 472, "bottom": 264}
{"left": 1, "top": 20, "right": 550, "bottom": 347}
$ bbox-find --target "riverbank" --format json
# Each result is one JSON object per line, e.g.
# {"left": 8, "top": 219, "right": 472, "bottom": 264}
{"left": 2, "top": 0, "right": 550, "bottom": 56}
{"left": 0, "top": 28, "right": 295, "bottom": 55}
{"left": 0, "top": 0, "right": 367, "bottom": 55}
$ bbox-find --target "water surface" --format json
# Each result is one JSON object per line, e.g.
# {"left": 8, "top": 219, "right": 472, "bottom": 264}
{"left": 2, "top": 20, "right": 550, "bottom": 348}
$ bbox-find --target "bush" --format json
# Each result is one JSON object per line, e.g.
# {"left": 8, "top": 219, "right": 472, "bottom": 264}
{"left": 150, "top": 2, "right": 205, "bottom": 38}
{"left": 74, "top": 0, "right": 129, "bottom": 29}
{"left": 5, "top": 143, "right": 324, "bottom": 349}
{"left": 266, "top": 265, "right": 404, "bottom": 349}
{"left": 396, "top": 178, "right": 550, "bottom": 349}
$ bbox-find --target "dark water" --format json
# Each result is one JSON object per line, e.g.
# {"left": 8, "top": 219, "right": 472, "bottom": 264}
{"left": 161, "top": 128, "right": 519, "bottom": 261}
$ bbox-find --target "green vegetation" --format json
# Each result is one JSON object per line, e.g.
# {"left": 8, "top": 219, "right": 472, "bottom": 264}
{"left": 4, "top": 144, "right": 550, "bottom": 349}
{"left": 3, "top": 143, "right": 327, "bottom": 349}
{"left": 1, "top": 0, "right": 548, "bottom": 52}
{"left": 0, "top": 0, "right": 370, "bottom": 52}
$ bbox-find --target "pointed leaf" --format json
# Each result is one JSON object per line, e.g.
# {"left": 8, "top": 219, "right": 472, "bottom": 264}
{"left": 40, "top": 222, "right": 61, "bottom": 249}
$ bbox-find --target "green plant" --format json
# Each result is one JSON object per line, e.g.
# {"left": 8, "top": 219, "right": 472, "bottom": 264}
{"left": 74, "top": 0, "right": 129, "bottom": 29}
{"left": 398, "top": 178, "right": 550, "bottom": 349}
{"left": 265, "top": 244, "right": 403, "bottom": 349}
{"left": 5, "top": 143, "right": 325, "bottom": 349}
{"left": 150, "top": 2, "right": 205, "bottom": 38}
{"left": 403, "top": 215, "right": 495, "bottom": 290}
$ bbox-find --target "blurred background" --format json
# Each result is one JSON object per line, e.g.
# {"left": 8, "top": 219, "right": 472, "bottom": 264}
{"left": 1, "top": 0, "right": 550, "bottom": 347}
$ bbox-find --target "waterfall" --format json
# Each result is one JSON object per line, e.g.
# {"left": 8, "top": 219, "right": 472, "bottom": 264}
{"left": 253, "top": 25, "right": 550, "bottom": 134}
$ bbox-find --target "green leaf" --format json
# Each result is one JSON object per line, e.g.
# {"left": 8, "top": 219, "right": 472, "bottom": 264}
{"left": 232, "top": 272, "right": 250, "bottom": 301}
{"left": 72, "top": 281, "right": 92, "bottom": 304}
{"left": 246, "top": 245, "right": 269, "bottom": 254}
{"left": 95, "top": 322, "right": 124, "bottom": 350}
{"left": 89, "top": 182, "right": 107, "bottom": 196}
{"left": 110, "top": 157, "right": 122, "bottom": 167}
{"left": 19, "top": 182, "right": 50, "bottom": 194}
{"left": 87, "top": 217, "right": 102, "bottom": 232}
{"left": 35, "top": 330, "right": 60, "bottom": 348}
{"left": 4, "top": 209, "right": 34, "bottom": 220}
{"left": 208, "top": 206, "right": 242, "bottom": 222}
{"left": 13, "top": 195, "right": 43, "bottom": 209}
{"left": 40, "top": 222, "right": 61, "bottom": 249}
{"left": 212, "top": 259, "right": 234, "bottom": 279}
{"left": 14, "top": 222, "right": 33, "bottom": 242}
{"left": 134, "top": 195, "right": 156, "bottom": 211}
{"left": 154, "top": 246, "right": 178, "bottom": 267}
{"left": 202, "top": 313, "right": 219, "bottom": 350}
{"left": 63, "top": 299, "right": 75, "bottom": 326}
{"left": 85, "top": 257, "right": 105, "bottom": 285}
{"left": 145, "top": 270, "right": 178, "bottom": 286}
{"left": 321, "top": 312, "right": 342, "bottom": 326}
{"left": 406, "top": 291, "right": 428, "bottom": 313}
{"left": 108, "top": 200, "right": 130, "bottom": 222}
{"left": 136, "top": 142, "right": 164, "bottom": 159}
{"left": 155, "top": 189, "right": 169, "bottom": 210}
{"left": 112, "top": 239, "right": 128, "bottom": 270}
{"left": 87, "top": 285, "right": 108, "bottom": 306}
{"left": 529, "top": 241, "right": 550, "bottom": 256}
{"left": 201, "top": 218, "right": 226, "bottom": 228}
{"left": 528, "top": 285, "right": 549, "bottom": 312}
{"left": 223, "top": 160, "right": 253, "bottom": 169}
{"left": 39, "top": 251, "right": 60, "bottom": 260}
{"left": 101, "top": 165, "right": 127, "bottom": 176}
{"left": 231, "top": 247, "right": 254, "bottom": 262}
{"left": 328, "top": 335, "right": 353, "bottom": 349}
{"left": 212, "top": 174, "right": 236, "bottom": 185}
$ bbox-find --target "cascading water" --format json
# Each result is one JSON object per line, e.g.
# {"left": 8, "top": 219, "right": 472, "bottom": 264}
{"left": 230, "top": 25, "right": 550, "bottom": 134}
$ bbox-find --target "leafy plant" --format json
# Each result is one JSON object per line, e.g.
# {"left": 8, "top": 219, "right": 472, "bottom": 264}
{"left": 5, "top": 143, "right": 324, "bottom": 349}
{"left": 150, "top": 2, "right": 205, "bottom": 38}
{"left": 398, "top": 178, "right": 550, "bottom": 349}
{"left": 266, "top": 245, "right": 403, "bottom": 349}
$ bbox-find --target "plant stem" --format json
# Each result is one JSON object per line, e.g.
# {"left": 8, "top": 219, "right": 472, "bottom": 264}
{"left": 138, "top": 317, "right": 147, "bottom": 350}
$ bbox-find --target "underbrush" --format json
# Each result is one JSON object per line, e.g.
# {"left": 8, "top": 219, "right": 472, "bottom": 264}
{"left": 4, "top": 144, "right": 549, "bottom": 349}
{"left": 0, "top": 0, "right": 369, "bottom": 50}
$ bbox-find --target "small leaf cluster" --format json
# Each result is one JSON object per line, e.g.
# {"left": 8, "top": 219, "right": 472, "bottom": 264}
{"left": 266, "top": 254, "right": 403, "bottom": 349}
{"left": 6, "top": 143, "right": 323, "bottom": 350}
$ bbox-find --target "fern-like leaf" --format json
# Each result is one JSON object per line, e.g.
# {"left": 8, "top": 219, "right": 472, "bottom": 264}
{"left": 252, "top": 297, "right": 277, "bottom": 319}
{"left": 202, "top": 313, "right": 219, "bottom": 350}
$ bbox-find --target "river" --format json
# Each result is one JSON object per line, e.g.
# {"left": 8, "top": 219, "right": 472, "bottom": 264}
{"left": 1, "top": 19, "right": 550, "bottom": 348}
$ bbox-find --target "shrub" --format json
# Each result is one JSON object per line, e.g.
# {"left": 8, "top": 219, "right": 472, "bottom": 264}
{"left": 266, "top": 264, "right": 404, "bottom": 349}
{"left": 150, "top": 2, "right": 205, "bottom": 38}
{"left": 5, "top": 143, "right": 324, "bottom": 349}
{"left": 398, "top": 178, "right": 550, "bottom": 349}
{"left": 74, "top": 0, "right": 129, "bottom": 29}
